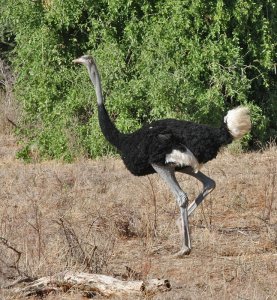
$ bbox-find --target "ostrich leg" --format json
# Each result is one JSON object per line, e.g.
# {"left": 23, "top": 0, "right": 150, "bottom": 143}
{"left": 179, "top": 168, "right": 216, "bottom": 216}
{"left": 152, "top": 164, "right": 191, "bottom": 256}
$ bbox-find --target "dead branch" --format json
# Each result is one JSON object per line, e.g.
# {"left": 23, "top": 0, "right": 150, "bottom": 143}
{"left": 11, "top": 271, "right": 171, "bottom": 298}
{"left": 0, "top": 236, "right": 22, "bottom": 274}
{"left": 3, "top": 276, "right": 36, "bottom": 289}
{"left": 6, "top": 116, "right": 18, "bottom": 128}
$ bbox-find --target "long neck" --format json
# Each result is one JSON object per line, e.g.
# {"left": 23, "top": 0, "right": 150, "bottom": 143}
{"left": 87, "top": 63, "right": 125, "bottom": 150}
{"left": 97, "top": 104, "right": 125, "bottom": 150}
{"left": 88, "top": 63, "right": 103, "bottom": 106}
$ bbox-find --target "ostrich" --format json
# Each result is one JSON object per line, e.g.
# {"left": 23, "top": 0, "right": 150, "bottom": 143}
{"left": 73, "top": 55, "right": 251, "bottom": 257}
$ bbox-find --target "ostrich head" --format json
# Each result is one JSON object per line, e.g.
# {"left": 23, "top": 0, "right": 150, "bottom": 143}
{"left": 73, "top": 55, "right": 99, "bottom": 87}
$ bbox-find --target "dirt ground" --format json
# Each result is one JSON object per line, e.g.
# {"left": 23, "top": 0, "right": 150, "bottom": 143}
{"left": 0, "top": 134, "right": 276, "bottom": 300}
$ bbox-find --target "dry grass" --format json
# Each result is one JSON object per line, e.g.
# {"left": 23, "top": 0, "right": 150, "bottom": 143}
{"left": 0, "top": 133, "right": 276, "bottom": 300}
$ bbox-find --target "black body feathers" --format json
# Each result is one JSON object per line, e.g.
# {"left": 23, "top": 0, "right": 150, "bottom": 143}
{"left": 99, "top": 105, "right": 233, "bottom": 176}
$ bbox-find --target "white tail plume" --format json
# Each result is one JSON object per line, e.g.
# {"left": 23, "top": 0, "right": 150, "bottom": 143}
{"left": 224, "top": 106, "right": 251, "bottom": 139}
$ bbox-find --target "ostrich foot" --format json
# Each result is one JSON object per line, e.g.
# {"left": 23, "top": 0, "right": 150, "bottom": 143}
{"left": 174, "top": 246, "right": 191, "bottom": 258}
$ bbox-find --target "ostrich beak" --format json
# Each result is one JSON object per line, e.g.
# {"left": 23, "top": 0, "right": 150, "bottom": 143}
{"left": 73, "top": 57, "right": 85, "bottom": 64}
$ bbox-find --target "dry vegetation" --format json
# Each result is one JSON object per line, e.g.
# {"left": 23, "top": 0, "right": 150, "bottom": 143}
{"left": 0, "top": 60, "right": 19, "bottom": 134}
{"left": 0, "top": 125, "right": 276, "bottom": 298}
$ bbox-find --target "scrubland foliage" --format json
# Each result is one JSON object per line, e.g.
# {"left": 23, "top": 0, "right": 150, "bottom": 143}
{"left": 0, "top": 0, "right": 276, "bottom": 160}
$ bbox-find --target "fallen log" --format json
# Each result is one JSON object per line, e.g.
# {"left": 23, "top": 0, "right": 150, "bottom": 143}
{"left": 12, "top": 271, "right": 171, "bottom": 298}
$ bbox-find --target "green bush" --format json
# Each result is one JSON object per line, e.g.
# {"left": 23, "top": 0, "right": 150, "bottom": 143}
{"left": 0, "top": 0, "right": 276, "bottom": 160}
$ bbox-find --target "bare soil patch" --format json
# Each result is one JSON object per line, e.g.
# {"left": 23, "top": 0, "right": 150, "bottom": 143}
{"left": 0, "top": 134, "right": 276, "bottom": 299}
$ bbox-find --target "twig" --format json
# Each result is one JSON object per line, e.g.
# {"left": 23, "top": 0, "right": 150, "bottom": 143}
{"left": 0, "top": 237, "right": 22, "bottom": 266}
{"left": 6, "top": 117, "right": 18, "bottom": 128}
